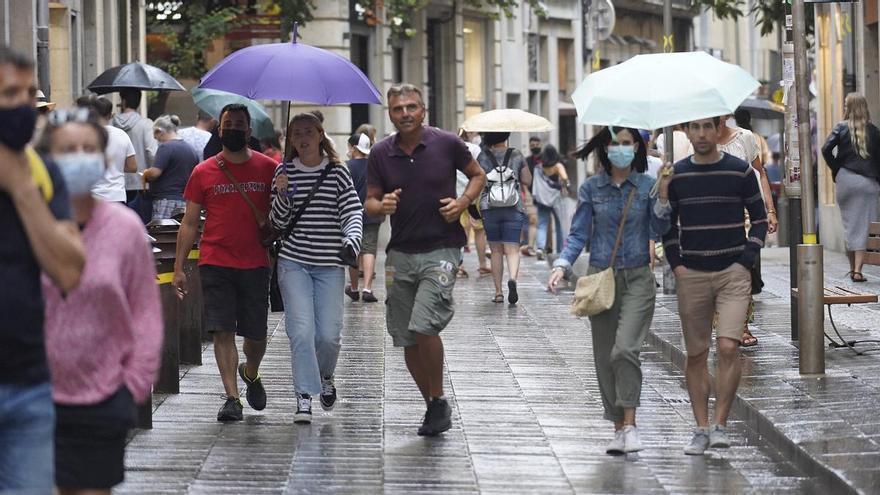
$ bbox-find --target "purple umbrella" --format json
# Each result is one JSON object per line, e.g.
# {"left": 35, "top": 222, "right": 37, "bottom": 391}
{"left": 198, "top": 26, "right": 381, "bottom": 105}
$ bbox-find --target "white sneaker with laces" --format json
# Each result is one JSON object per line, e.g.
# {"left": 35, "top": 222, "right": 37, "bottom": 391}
{"left": 622, "top": 425, "right": 643, "bottom": 453}
{"left": 709, "top": 424, "right": 730, "bottom": 448}
{"left": 606, "top": 429, "right": 625, "bottom": 455}
{"left": 684, "top": 427, "right": 710, "bottom": 455}
{"left": 294, "top": 394, "right": 312, "bottom": 424}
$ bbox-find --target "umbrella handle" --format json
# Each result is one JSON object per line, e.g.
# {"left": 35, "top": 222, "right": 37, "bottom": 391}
{"left": 281, "top": 161, "right": 293, "bottom": 198}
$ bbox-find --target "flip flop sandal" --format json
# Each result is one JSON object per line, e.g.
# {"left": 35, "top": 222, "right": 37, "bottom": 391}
{"left": 478, "top": 267, "right": 492, "bottom": 275}
{"left": 492, "top": 294, "right": 505, "bottom": 303}
{"left": 851, "top": 272, "right": 868, "bottom": 283}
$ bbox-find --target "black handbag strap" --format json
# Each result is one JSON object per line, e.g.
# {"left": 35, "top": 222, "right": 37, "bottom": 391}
{"left": 279, "top": 162, "right": 334, "bottom": 242}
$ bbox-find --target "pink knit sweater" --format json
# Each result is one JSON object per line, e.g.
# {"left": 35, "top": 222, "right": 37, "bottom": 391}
{"left": 42, "top": 201, "right": 163, "bottom": 405}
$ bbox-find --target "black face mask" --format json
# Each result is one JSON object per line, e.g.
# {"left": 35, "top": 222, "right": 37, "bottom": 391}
{"left": 530, "top": 147, "right": 542, "bottom": 156}
{"left": 0, "top": 104, "right": 37, "bottom": 151}
{"left": 221, "top": 129, "right": 247, "bottom": 152}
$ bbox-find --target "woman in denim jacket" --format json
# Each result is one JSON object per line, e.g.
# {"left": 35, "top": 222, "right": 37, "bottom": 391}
{"left": 548, "top": 126, "right": 672, "bottom": 455}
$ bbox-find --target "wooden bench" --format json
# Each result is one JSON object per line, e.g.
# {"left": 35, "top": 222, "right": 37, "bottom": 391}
{"left": 867, "top": 222, "right": 880, "bottom": 266}
{"left": 791, "top": 286, "right": 878, "bottom": 355}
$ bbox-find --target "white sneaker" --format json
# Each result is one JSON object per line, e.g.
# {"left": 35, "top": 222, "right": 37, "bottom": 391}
{"left": 622, "top": 425, "right": 643, "bottom": 453}
{"left": 683, "top": 427, "right": 710, "bottom": 455}
{"left": 606, "top": 429, "right": 625, "bottom": 455}
{"left": 709, "top": 424, "right": 730, "bottom": 448}
{"left": 294, "top": 394, "right": 312, "bottom": 424}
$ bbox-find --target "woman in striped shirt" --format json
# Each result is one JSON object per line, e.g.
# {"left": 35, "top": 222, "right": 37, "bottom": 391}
{"left": 269, "top": 113, "right": 363, "bottom": 424}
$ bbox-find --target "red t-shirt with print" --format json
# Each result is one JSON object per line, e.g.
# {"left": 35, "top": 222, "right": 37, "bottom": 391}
{"left": 184, "top": 151, "right": 276, "bottom": 269}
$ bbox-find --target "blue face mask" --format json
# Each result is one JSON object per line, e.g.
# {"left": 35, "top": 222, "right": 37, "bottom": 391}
{"left": 607, "top": 145, "right": 635, "bottom": 170}
{"left": 55, "top": 152, "right": 105, "bottom": 196}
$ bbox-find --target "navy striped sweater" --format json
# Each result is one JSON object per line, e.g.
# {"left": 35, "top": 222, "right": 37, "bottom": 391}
{"left": 269, "top": 158, "right": 364, "bottom": 267}
{"left": 662, "top": 153, "right": 767, "bottom": 272}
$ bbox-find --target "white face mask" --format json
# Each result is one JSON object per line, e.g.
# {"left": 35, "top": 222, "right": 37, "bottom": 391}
{"left": 726, "top": 117, "right": 736, "bottom": 128}
{"left": 470, "top": 135, "right": 481, "bottom": 146}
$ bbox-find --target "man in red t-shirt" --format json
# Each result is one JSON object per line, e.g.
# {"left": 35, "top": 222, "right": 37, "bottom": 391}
{"left": 172, "top": 104, "right": 276, "bottom": 421}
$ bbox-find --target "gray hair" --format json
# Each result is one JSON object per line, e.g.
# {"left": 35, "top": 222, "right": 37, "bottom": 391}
{"left": 153, "top": 114, "right": 181, "bottom": 134}
{"left": 387, "top": 84, "right": 425, "bottom": 107}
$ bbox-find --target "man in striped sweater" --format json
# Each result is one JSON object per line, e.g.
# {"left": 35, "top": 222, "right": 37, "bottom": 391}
{"left": 661, "top": 116, "right": 768, "bottom": 455}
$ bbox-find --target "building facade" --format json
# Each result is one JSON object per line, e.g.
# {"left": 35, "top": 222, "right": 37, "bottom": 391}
{"left": 0, "top": 0, "right": 147, "bottom": 109}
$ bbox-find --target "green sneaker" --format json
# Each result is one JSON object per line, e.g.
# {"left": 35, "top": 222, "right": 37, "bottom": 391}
{"left": 238, "top": 363, "right": 267, "bottom": 411}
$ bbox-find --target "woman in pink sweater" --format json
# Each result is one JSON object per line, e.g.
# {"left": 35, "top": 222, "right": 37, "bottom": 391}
{"left": 36, "top": 108, "right": 163, "bottom": 495}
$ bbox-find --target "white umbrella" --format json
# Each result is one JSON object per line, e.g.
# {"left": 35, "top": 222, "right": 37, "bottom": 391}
{"left": 461, "top": 109, "right": 555, "bottom": 133}
{"left": 572, "top": 51, "right": 760, "bottom": 130}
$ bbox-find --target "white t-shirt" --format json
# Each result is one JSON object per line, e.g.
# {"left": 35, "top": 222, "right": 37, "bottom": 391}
{"left": 92, "top": 125, "right": 136, "bottom": 202}
{"left": 646, "top": 155, "right": 663, "bottom": 179}
{"left": 656, "top": 130, "right": 694, "bottom": 163}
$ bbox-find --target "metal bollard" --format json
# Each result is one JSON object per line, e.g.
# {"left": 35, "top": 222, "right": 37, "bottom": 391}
{"left": 153, "top": 250, "right": 180, "bottom": 394}
{"left": 135, "top": 394, "right": 152, "bottom": 429}
{"left": 178, "top": 244, "right": 203, "bottom": 365}
{"left": 797, "top": 244, "right": 824, "bottom": 374}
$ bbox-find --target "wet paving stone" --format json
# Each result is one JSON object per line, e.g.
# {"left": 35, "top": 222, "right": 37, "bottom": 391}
{"left": 118, "top": 250, "right": 833, "bottom": 493}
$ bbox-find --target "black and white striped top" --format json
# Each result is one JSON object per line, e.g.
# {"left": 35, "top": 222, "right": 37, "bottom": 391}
{"left": 269, "top": 157, "right": 363, "bottom": 267}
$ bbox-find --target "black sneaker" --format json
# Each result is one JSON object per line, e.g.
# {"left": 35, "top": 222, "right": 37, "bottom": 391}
{"left": 320, "top": 376, "right": 337, "bottom": 411}
{"left": 294, "top": 394, "right": 312, "bottom": 424}
{"left": 417, "top": 397, "right": 452, "bottom": 436}
{"left": 507, "top": 280, "right": 519, "bottom": 305}
{"left": 238, "top": 363, "right": 267, "bottom": 411}
{"left": 362, "top": 290, "right": 379, "bottom": 303}
{"left": 217, "top": 396, "right": 243, "bottom": 422}
{"left": 344, "top": 286, "right": 360, "bottom": 301}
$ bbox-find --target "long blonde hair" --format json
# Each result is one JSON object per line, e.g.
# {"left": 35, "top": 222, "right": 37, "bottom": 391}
{"left": 845, "top": 92, "right": 871, "bottom": 159}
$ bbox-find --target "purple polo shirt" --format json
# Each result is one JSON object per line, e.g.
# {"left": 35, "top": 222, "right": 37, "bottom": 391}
{"left": 368, "top": 126, "right": 473, "bottom": 254}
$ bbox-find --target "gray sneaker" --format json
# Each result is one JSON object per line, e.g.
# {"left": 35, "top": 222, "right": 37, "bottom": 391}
{"left": 709, "top": 424, "right": 730, "bottom": 448}
{"left": 622, "top": 425, "right": 643, "bottom": 453}
{"left": 606, "top": 429, "right": 625, "bottom": 455}
{"left": 684, "top": 427, "right": 710, "bottom": 455}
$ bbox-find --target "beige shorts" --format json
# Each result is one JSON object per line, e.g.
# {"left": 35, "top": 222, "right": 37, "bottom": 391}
{"left": 675, "top": 263, "right": 752, "bottom": 356}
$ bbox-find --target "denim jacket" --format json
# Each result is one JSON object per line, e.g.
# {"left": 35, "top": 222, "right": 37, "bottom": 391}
{"left": 553, "top": 172, "right": 671, "bottom": 274}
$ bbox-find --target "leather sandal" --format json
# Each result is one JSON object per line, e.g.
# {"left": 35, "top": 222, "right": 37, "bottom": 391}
{"left": 740, "top": 328, "right": 758, "bottom": 347}
{"left": 851, "top": 271, "right": 867, "bottom": 283}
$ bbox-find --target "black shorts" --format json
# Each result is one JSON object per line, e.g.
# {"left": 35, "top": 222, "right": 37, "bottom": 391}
{"left": 201, "top": 264, "right": 270, "bottom": 340}
{"left": 55, "top": 387, "right": 135, "bottom": 490}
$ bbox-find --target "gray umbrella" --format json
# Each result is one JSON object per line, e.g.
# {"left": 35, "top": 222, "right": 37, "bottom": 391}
{"left": 737, "top": 97, "right": 784, "bottom": 120}
{"left": 87, "top": 62, "right": 185, "bottom": 94}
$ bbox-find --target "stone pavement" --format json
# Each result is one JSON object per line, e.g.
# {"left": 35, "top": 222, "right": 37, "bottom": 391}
{"left": 119, "top": 250, "right": 833, "bottom": 494}
{"left": 644, "top": 247, "right": 880, "bottom": 495}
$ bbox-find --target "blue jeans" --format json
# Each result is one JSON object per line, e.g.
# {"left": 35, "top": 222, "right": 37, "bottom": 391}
{"left": 277, "top": 259, "right": 345, "bottom": 396}
{"left": 0, "top": 381, "right": 54, "bottom": 493}
{"left": 536, "top": 203, "right": 563, "bottom": 252}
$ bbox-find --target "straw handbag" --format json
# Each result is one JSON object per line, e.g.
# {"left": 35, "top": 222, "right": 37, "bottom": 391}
{"left": 571, "top": 188, "right": 637, "bottom": 317}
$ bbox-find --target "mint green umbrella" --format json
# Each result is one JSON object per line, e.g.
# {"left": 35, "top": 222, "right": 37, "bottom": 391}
{"left": 572, "top": 51, "right": 760, "bottom": 130}
{"left": 191, "top": 87, "right": 276, "bottom": 139}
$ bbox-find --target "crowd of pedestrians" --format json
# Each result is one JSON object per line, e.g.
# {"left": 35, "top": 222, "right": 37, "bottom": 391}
{"left": 8, "top": 32, "right": 880, "bottom": 492}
